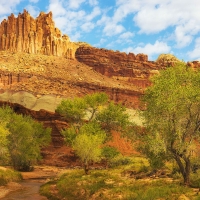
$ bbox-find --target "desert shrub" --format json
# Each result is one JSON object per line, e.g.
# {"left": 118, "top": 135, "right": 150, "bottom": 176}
{"left": 0, "top": 168, "right": 22, "bottom": 186}
{"left": 191, "top": 169, "right": 200, "bottom": 188}
{"left": 109, "top": 155, "right": 132, "bottom": 167}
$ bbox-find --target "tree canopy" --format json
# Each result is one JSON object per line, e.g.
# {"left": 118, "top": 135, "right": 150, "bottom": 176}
{"left": 141, "top": 63, "right": 200, "bottom": 185}
{"left": 56, "top": 92, "right": 130, "bottom": 174}
{"left": 0, "top": 106, "right": 51, "bottom": 171}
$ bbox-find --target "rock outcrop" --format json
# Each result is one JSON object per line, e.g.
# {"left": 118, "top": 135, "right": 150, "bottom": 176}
{"left": 156, "top": 54, "right": 181, "bottom": 66}
{"left": 75, "top": 46, "right": 162, "bottom": 88}
{"left": 0, "top": 10, "right": 88, "bottom": 58}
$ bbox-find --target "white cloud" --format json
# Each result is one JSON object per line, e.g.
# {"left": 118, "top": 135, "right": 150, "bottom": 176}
{"left": 89, "top": 0, "right": 98, "bottom": 6}
{"left": 70, "top": 32, "right": 81, "bottom": 42}
{"left": 175, "top": 26, "right": 193, "bottom": 48}
{"left": 81, "top": 22, "right": 95, "bottom": 32}
{"left": 48, "top": 0, "right": 66, "bottom": 17}
{"left": 94, "top": 38, "right": 107, "bottom": 47}
{"left": 123, "top": 41, "right": 171, "bottom": 60}
{"left": 68, "top": 0, "right": 86, "bottom": 9}
{"left": 103, "top": 23, "right": 125, "bottom": 36}
{"left": 187, "top": 37, "right": 200, "bottom": 60}
{"left": 25, "top": 5, "right": 39, "bottom": 18}
{"left": 85, "top": 6, "right": 101, "bottom": 21}
{"left": 119, "top": 32, "right": 134, "bottom": 40}
{"left": 111, "top": 0, "right": 200, "bottom": 48}
{"left": 0, "top": 0, "right": 23, "bottom": 15}
{"left": 116, "top": 31, "right": 134, "bottom": 44}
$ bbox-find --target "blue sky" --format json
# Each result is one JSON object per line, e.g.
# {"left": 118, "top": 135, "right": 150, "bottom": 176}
{"left": 0, "top": 0, "right": 200, "bottom": 61}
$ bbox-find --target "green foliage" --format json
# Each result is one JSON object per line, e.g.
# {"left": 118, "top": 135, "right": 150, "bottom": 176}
{"left": 141, "top": 63, "right": 200, "bottom": 185}
{"left": 0, "top": 124, "right": 10, "bottom": 163}
{"left": 56, "top": 97, "right": 87, "bottom": 124}
{"left": 84, "top": 92, "right": 108, "bottom": 121}
{"left": 102, "top": 146, "right": 120, "bottom": 167}
{"left": 40, "top": 169, "right": 196, "bottom": 200}
{"left": 0, "top": 169, "right": 22, "bottom": 186}
{"left": 96, "top": 102, "right": 130, "bottom": 132}
{"left": 61, "top": 127, "right": 77, "bottom": 146}
{"left": 56, "top": 93, "right": 131, "bottom": 173}
{"left": 109, "top": 155, "right": 132, "bottom": 167}
{"left": 56, "top": 93, "right": 130, "bottom": 134}
{"left": 73, "top": 123, "right": 106, "bottom": 165}
{"left": 0, "top": 106, "right": 51, "bottom": 171}
{"left": 102, "top": 146, "right": 119, "bottom": 160}
{"left": 39, "top": 181, "right": 60, "bottom": 200}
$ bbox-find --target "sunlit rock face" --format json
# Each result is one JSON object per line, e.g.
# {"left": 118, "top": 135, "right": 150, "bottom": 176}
{"left": 156, "top": 54, "right": 181, "bottom": 66}
{"left": 0, "top": 9, "right": 88, "bottom": 59}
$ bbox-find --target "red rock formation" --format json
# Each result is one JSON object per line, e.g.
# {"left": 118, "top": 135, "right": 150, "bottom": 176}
{"left": 0, "top": 10, "right": 86, "bottom": 59}
{"left": 75, "top": 46, "right": 163, "bottom": 85}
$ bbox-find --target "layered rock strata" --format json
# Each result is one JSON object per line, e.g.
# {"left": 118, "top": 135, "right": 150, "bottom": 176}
{"left": 75, "top": 46, "right": 163, "bottom": 88}
{"left": 0, "top": 10, "right": 87, "bottom": 58}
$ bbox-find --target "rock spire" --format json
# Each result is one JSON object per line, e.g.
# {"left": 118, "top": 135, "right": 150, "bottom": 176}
{"left": 0, "top": 9, "right": 85, "bottom": 59}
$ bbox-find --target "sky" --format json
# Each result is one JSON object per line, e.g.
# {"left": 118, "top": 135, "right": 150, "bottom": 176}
{"left": 0, "top": 0, "right": 200, "bottom": 61}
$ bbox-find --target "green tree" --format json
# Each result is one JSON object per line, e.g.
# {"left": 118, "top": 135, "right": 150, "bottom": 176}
{"left": 72, "top": 122, "right": 106, "bottom": 174}
{"left": 141, "top": 63, "right": 200, "bottom": 185}
{"left": 96, "top": 102, "right": 130, "bottom": 132}
{"left": 0, "top": 124, "right": 10, "bottom": 163}
{"left": 0, "top": 106, "right": 51, "bottom": 171}
{"left": 56, "top": 93, "right": 130, "bottom": 174}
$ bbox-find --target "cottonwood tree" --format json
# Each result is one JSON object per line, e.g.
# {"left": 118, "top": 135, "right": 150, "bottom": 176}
{"left": 141, "top": 63, "right": 200, "bottom": 185}
{"left": 72, "top": 122, "right": 106, "bottom": 174}
{"left": 56, "top": 92, "right": 130, "bottom": 174}
{"left": 0, "top": 106, "right": 51, "bottom": 171}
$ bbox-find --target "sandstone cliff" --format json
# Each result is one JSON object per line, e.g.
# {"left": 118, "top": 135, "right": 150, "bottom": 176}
{"left": 0, "top": 10, "right": 88, "bottom": 59}
{"left": 75, "top": 46, "right": 162, "bottom": 88}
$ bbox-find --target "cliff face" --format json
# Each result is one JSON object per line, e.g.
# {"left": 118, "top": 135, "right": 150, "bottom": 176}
{"left": 75, "top": 46, "right": 163, "bottom": 88}
{"left": 0, "top": 10, "right": 86, "bottom": 59}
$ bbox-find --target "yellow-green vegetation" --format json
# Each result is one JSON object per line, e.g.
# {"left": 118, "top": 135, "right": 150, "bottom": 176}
{"left": 0, "top": 106, "right": 51, "bottom": 171}
{"left": 40, "top": 165, "right": 200, "bottom": 200}
{"left": 140, "top": 63, "right": 200, "bottom": 185}
{"left": 56, "top": 93, "right": 131, "bottom": 174}
{"left": 0, "top": 168, "right": 22, "bottom": 186}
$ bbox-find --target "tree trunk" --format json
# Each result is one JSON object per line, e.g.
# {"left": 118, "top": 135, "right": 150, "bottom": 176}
{"left": 183, "top": 158, "right": 191, "bottom": 186}
{"left": 173, "top": 153, "right": 191, "bottom": 186}
{"left": 84, "top": 162, "right": 89, "bottom": 175}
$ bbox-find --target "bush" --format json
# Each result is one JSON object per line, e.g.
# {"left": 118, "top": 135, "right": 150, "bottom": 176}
{"left": 109, "top": 155, "right": 132, "bottom": 167}
{"left": 0, "top": 168, "right": 22, "bottom": 186}
{"left": 191, "top": 169, "right": 200, "bottom": 188}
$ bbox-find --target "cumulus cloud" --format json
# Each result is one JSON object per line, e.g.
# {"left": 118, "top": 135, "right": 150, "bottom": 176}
{"left": 68, "top": 0, "right": 86, "bottom": 10}
{"left": 119, "top": 32, "right": 134, "bottom": 40}
{"left": 46, "top": 0, "right": 103, "bottom": 43}
{"left": 48, "top": 0, "right": 66, "bottom": 17}
{"left": 85, "top": 6, "right": 101, "bottom": 21}
{"left": 123, "top": 41, "right": 171, "bottom": 60}
{"left": 89, "top": 0, "right": 98, "bottom": 6}
{"left": 103, "top": 23, "right": 125, "bottom": 36}
{"left": 70, "top": 32, "right": 81, "bottom": 42}
{"left": 0, "top": 0, "right": 23, "bottom": 15}
{"left": 81, "top": 22, "right": 95, "bottom": 32}
{"left": 25, "top": 5, "right": 40, "bottom": 17}
{"left": 187, "top": 37, "right": 200, "bottom": 60}
{"left": 110, "top": 0, "right": 200, "bottom": 48}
